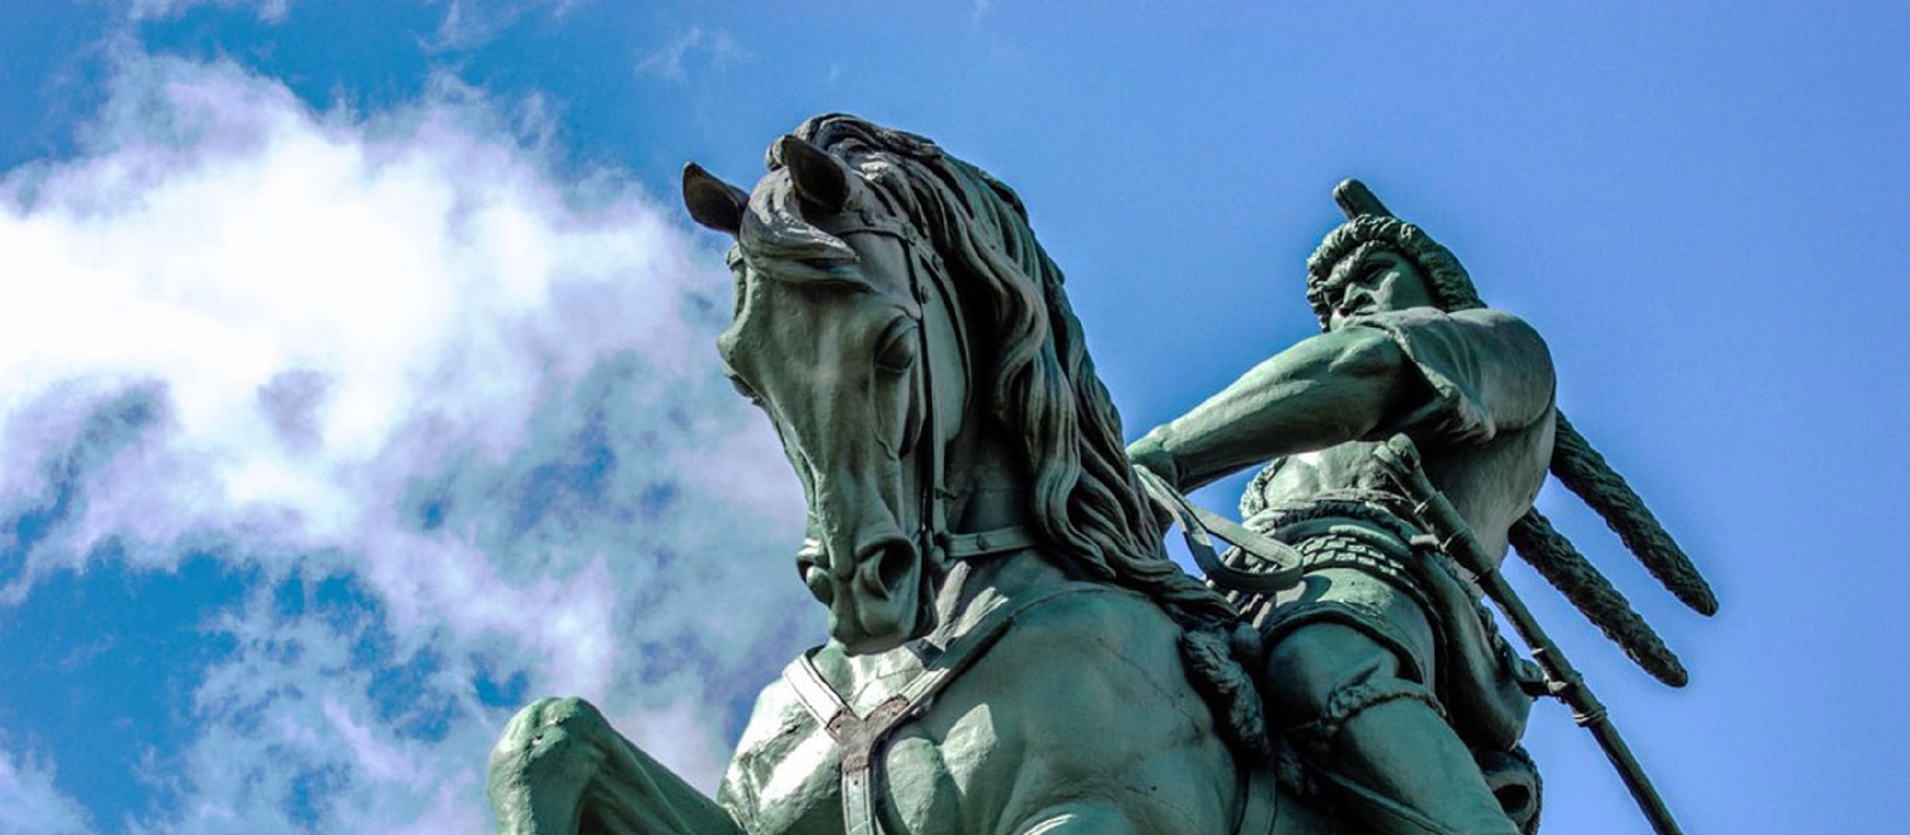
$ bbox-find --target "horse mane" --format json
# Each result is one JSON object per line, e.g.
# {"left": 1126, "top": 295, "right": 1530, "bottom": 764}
{"left": 738, "top": 113, "right": 1237, "bottom": 629}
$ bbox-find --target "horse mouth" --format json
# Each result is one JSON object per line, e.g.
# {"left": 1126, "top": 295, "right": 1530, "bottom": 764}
{"left": 825, "top": 537, "right": 933, "bottom": 654}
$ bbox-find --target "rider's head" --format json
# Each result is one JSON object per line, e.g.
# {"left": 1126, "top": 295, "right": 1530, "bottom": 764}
{"left": 1305, "top": 214, "right": 1482, "bottom": 330}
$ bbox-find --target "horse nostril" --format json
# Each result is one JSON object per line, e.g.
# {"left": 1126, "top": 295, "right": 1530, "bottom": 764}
{"left": 879, "top": 541, "right": 916, "bottom": 592}
{"left": 856, "top": 538, "right": 918, "bottom": 598}
{"left": 795, "top": 533, "right": 838, "bottom": 606}
{"left": 801, "top": 563, "right": 835, "bottom": 607}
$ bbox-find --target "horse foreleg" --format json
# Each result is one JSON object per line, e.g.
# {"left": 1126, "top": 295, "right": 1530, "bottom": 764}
{"left": 489, "top": 696, "right": 744, "bottom": 835}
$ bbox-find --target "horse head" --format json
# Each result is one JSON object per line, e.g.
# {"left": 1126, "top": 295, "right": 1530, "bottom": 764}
{"left": 682, "top": 114, "right": 1227, "bottom": 656}
{"left": 684, "top": 131, "right": 973, "bottom": 654}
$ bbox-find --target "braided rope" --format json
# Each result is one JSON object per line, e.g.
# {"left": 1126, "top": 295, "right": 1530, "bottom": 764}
{"left": 1509, "top": 509, "right": 1689, "bottom": 686}
{"left": 1548, "top": 413, "right": 1717, "bottom": 616}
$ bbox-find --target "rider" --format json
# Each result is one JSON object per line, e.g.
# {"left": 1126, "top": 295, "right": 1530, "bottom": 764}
{"left": 1129, "top": 208, "right": 1549, "bottom": 834}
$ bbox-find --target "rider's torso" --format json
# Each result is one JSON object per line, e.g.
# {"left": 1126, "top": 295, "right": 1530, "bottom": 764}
{"left": 1252, "top": 407, "right": 1554, "bottom": 564}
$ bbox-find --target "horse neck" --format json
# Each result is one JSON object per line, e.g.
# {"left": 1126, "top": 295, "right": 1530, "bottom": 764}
{"left": 934, "top": 547, "right": 1075, "bottom": 622}
{"left": 927, "top": 413, "right": 1079, "bottom": 627}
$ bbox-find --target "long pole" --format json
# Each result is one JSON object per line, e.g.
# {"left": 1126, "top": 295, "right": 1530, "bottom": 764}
{"left": 1371, "top": 434, "right": 1686, "bottom": 835}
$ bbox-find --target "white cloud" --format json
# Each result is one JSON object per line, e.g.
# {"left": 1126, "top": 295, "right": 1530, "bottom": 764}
{"left": 0, "top": 748, "right": 94, "bottom": 835}
{"left": 635, "top": 28, "right": 748, "bottom": 83}
{"left": 428, "top": 0, "right": 582, "bottom": 52}
{"left": 0, "top": 49, "right": 812, "bottom": 832}
{"left": 126, "top": 0, "right": 291, "bottom": 24}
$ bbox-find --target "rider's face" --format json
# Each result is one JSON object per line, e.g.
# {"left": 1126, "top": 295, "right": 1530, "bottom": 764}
{"left": 1329, "top": 249, "right": 1435, "bottom": 329}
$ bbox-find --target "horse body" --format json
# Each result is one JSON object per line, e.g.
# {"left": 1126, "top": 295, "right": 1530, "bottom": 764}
{"left": 489, "top": 114, "right": 1340, "bottom": 835}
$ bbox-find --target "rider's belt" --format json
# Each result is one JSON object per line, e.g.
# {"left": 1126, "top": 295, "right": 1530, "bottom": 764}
{"left": 1241, "top": 492, "right": 1423, "bottom": 545}
{"left": 1223, "top": 500, "right": 1438, "bottom": 623}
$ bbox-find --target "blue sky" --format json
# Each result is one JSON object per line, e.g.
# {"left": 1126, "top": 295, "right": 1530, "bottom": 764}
{"left": 0, "top": 2, "right": 1903, "bottom": 833}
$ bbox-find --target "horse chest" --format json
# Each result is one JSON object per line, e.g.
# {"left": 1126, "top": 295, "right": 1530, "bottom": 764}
{"left": 724, "top": 584, "right": 1206, "bottom": 834}
{"left": 725, "top": 651, "right": 1015, "bottom": 835}
{"left": 881, "top": 705, "right": 1000, "bottom": 833}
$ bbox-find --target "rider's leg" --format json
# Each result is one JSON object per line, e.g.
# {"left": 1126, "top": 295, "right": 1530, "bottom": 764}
{"left": 490, "top": 696, "right": 745, "bottom": 835}
{"left": 1263, "top": 617, "right": 1519, "bottom": 835}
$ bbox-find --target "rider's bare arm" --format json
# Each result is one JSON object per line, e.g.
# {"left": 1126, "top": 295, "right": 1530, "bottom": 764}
{"left": 1128, "top": 325, "right": 1425, "bottom": 492}
{"left": 1129, "top": 308, "right": 1554, "bottom": 493}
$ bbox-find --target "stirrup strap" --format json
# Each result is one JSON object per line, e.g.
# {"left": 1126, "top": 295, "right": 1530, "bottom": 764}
{"left": 1235, "top": 764, "right": 1282, "bottom": 835}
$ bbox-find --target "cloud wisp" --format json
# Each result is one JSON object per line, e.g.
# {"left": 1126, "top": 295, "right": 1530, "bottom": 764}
{"left": 0, "top": 750, "right": 92, "bottom": 835}
{"left": 125, "top": 0, "right": 292, "bottom": 24}
{"left": 635, "top": 28, "right": 749, "bottom": 83}
{"left": 0, "top": 50, "right": 810, "bottom": 834}
{"left": 428, "top": 0, "right": 584, "bottom": 53}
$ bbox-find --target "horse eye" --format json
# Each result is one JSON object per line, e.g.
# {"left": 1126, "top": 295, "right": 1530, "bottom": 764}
{"left": 874, "top": 321, "right": 919, "bottom": 374}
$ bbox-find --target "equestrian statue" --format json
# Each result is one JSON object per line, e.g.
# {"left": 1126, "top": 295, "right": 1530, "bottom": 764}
{"left": 485, "top": 114, "right": 1712, "bottom": 835}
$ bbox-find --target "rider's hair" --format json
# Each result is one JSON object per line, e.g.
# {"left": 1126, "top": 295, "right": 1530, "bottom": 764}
{"left": 1304, "top": 214, "right": 1482, "bottom": 329}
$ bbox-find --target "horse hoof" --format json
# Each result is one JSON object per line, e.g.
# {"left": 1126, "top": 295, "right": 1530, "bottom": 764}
{"left": 493, "top": 697, "right": 610, "bottom": 766}
{"left": 489, "top": 696, "right": 618, "bottom": 834}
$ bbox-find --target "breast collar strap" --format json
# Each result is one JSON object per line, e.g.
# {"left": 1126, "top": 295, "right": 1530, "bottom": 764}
{"left": 782, "top": 581, "right": 1106, "bottom": 835}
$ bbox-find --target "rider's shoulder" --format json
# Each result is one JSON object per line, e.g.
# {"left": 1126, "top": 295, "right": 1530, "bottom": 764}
{"left": 1446, "top": 307, "right": 1544, "bottom": 339}
{"left": 1376, "top": 306, "right": 1552, "bottom": 364}
{"left": 1375, "top": 304, "right": 1535, "bottom": 332}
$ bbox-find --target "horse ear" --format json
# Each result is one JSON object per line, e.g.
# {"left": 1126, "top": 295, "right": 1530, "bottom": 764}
{"left": 682, "top": 162, "right": 748, "bottom": 235}
{"left": 778, "top": 135, "right": 851, "bottom": 215}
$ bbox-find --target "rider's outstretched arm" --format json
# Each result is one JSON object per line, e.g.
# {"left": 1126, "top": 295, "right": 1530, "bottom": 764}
{"left": 1127, "top": 326, "right": 1428, "bottom": 492}
{"left": 1128, "top": 308, "right": 1554, "bottom": 494}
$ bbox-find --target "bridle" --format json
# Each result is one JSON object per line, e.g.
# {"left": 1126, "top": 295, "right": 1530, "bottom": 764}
{"left": 815, "top": 203, "right": 1291, "bottom": 601}
{"left": 765, "top": 192, "right": 1064, "bottom": 835}
{"left": 815, "top": 205, "right": 1037, "bottom": 612}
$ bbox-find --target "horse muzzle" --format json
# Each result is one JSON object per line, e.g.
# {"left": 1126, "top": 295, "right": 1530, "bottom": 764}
{"left": 804, "top": 533, "right": 935, "bottom": 654}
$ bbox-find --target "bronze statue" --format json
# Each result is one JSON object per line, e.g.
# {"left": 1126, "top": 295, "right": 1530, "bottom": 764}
{"left": 488, "top": 114, "right": 1337, "bottom": 834}
{"left": 484, "top": 117, "right": 1709, "bottom": 835}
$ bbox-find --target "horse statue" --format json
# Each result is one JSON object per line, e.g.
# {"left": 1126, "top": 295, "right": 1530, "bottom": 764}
{"left": 486, "top": 114, "right": 1338, "bottom": 835}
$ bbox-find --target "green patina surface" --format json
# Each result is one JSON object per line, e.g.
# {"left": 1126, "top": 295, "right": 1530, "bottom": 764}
{"left": 486, "top": 118, "right": 1707, "bottom": 835}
